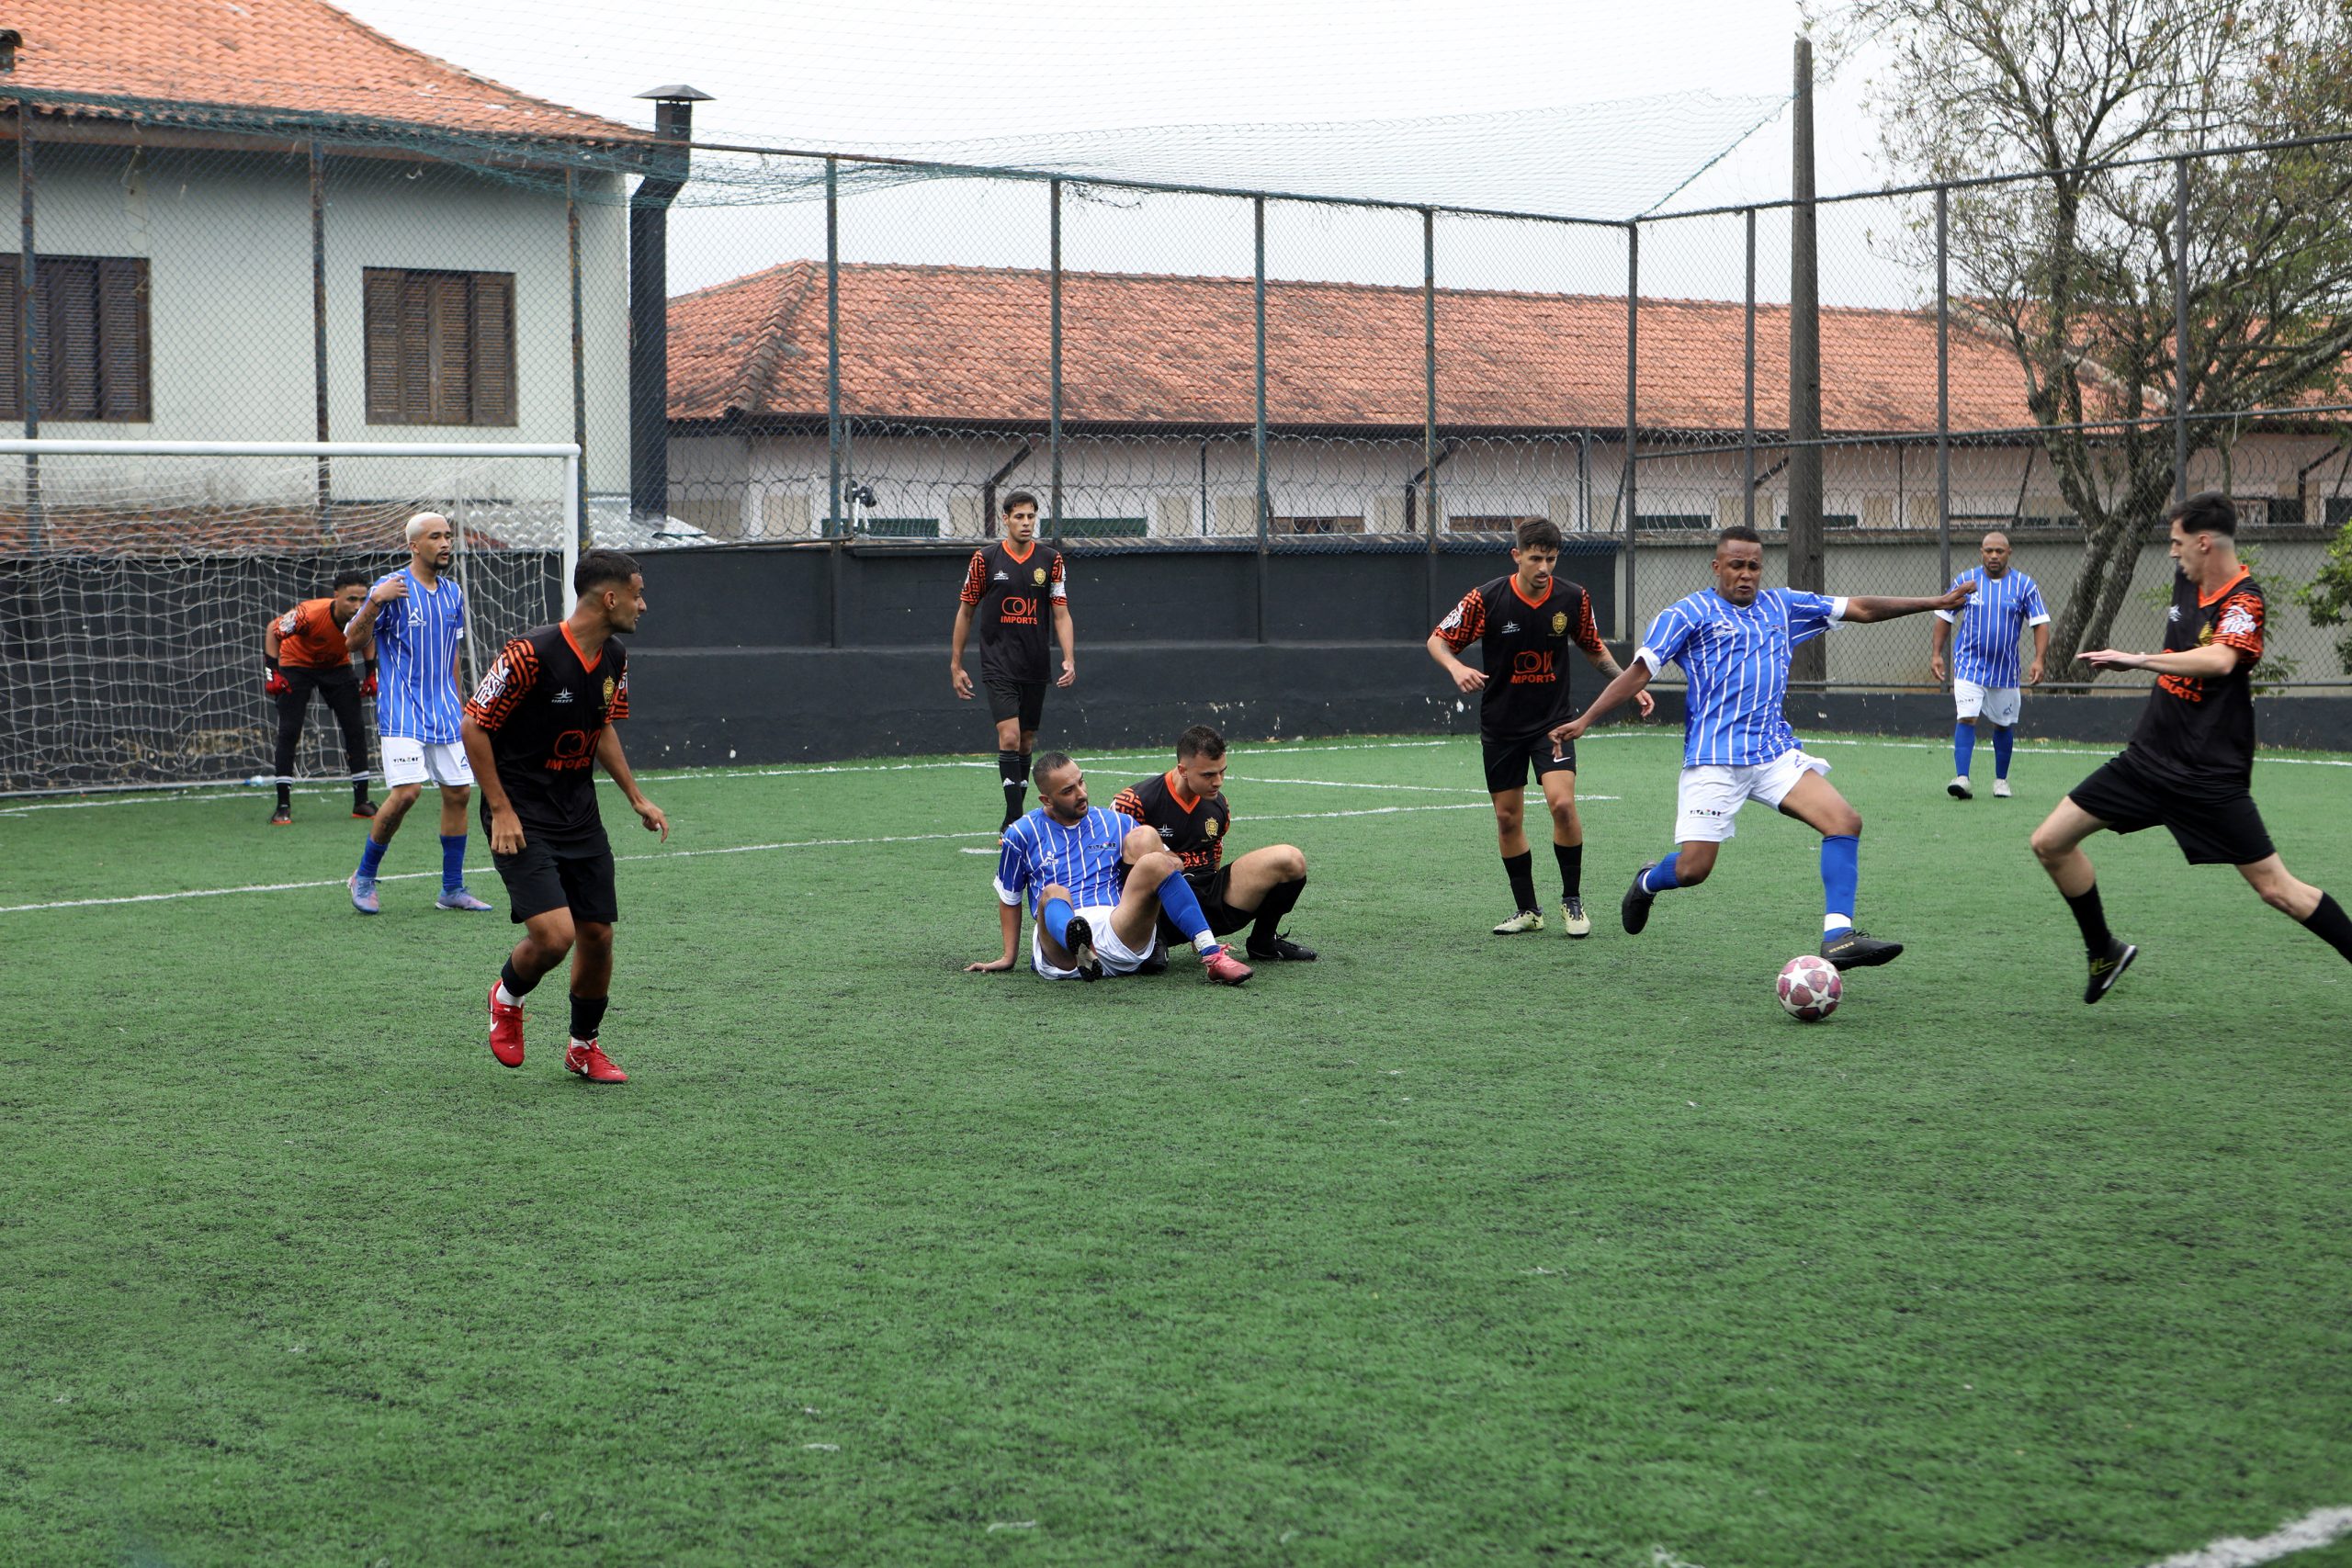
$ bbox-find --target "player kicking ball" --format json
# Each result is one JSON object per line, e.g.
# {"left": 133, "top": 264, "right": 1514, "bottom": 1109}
{"left": 1550, "top": 525, "right": 1973, "bottom": 970}
{"left": 461, "top": 550, "right": 668, "bottom": 1083}
{"left": 966, "top": 751, "right": 1252, "bottom": 984}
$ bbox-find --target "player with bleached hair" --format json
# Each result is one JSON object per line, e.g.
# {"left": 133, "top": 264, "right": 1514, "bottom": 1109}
{"left": 340, "top": 512, "right": 493, "bottom": 914}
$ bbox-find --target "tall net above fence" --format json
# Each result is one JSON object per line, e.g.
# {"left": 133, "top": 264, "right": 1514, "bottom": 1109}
{"left": 0, "top": 446, "right": 571, "bottom": 793}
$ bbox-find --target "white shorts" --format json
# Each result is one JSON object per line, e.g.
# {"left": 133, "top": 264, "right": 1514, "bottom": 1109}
{"left": 1673, "top": 749, "right": 1831, "bottom": 844}
{"left": 1032, "top": 904, "right": 1153, "bottom": 980}
{"left": 381, "top": 737, "right": 475, "bottom": 789}
{"left": 1953, "top": 678, "right": 2021, "bottom": 728}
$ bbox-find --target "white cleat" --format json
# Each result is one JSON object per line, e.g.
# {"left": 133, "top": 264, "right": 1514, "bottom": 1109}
{"left": 1948, "top": 774, "right": 1973, "bottom": 800}
{"left": 1491, "top": 909, "right": 1544, "bottom": 935}
{"left": 1992, "top": 778, "right": 2013, "bottom": 798}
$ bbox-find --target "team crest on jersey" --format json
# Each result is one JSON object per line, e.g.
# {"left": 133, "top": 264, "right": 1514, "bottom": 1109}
{"left": 1032, "top": 567, "right": 1047, "bottom": 586}
{"left": 602, "top": 675, "right": 617, "bottom": 705}
{"left": 1551, "top": 611, "right": 1567, "bottom": 635}
{"left": 1204, "top": 818, "right": 1221, "bottom": 838}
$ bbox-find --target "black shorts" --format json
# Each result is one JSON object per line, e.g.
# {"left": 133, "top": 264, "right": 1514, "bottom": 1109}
{"left": 1482, "top": 732, "right": 1576, "bottom": 795}
{"left": 492, "top": 831, "right": 619, "bottom": 924}
{"left": 2066, "top": 750, "right": 2275, "bottom": 866}
{"left": 1156, "top": 866, "right": 1254, "bottom": 948}
{"left": 984, "top": 677, "right": 1047, "bottom": 730}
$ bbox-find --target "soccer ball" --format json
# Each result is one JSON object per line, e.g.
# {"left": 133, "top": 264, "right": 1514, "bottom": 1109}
{"left": 1775, "top": 954, "right": 1842, "bottom": 1021}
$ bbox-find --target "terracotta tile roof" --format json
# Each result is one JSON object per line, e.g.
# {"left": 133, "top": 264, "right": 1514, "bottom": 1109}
{"left": 9, "top": 0, "right": 644, "bottom": 145}
{"left": 669, "top": 260, "right": 2039, "bottom": 435}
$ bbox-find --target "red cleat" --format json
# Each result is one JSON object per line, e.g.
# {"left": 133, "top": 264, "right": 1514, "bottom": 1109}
{"left": 487, "top": 982, "right": 526, "bottom": 1067}
{"left": 1201, "top": 945, "right": 1253, "bottom": 986}
{"left": 564, "top": 1040, "right": 628, "bottom": 1083}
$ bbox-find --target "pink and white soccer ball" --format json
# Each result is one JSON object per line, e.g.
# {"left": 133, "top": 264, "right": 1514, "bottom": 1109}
{"left": 1775, "top": 954, "right": 1842, "bottom": 1021}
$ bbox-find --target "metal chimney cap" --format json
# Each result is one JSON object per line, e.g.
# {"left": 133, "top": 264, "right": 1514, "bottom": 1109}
{"left": 636, "top": 85, "right": 714, "bottom": 102}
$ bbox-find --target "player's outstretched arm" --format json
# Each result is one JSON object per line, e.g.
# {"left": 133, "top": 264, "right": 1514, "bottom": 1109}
{"left": 966, "top": 901, "right": 1021, "bottom": 973}
{"left": 1842, "top": 582, "right": 1975, "bottom": 624}
{"left": 594, "top": 725, "right": 667, "bottom": 840}
{"left": 1575, "top": 644, "right": 1657, "bottom": 718}
{"left": 1550, "top": 660, "right": 1653, "bottom": 754}
{"left": 461, "top": 717, "right": 526, "bottom": 854}
{"left": 1426, "top": 634, "right": 1487, "bottom": 693}
{"left": 2079, "top": 642, "right": 2242, "bottom": 678}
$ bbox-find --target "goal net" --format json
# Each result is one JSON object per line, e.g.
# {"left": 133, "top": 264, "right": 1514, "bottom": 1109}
{"left": 0, "top": 440, "right": 579, "bottom": 795}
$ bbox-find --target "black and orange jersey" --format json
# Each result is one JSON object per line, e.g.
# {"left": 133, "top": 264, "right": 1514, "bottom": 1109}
{"left": 464, "top": 623, "right": 631, "bottom": 845}
{"left": 1433, "top": 573, "right": 1606, "bottom": 740}
{"left": 271, "top": 599, "right": 356, "bottom": 671}
{"left": 2128, "top": 569, "right": 2266, "bottom": 788}
{"left": 1113, "top": 769, "right": 1230, "bottom": 884}
{"left": 958, "top": 540, "right": 1067, "bottom": 683}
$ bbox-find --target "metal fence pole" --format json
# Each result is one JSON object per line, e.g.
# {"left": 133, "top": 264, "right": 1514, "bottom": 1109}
{"left": 1049, "top": 177, "right": 1064, "bottom": 542}
{"left": 1423, "top": 207, "right": 1438, "bottom": 553}
{"left": 1253, "top": 195, "right": 1270, "bottom": 642}
{"left": 2173, "top": 158, "right": 2190, "bottom": 502}
{"left": 1787, "top": 36, "right": 1825, "bottom": 684}
{"left": 1623, "top": 221, "right": 1638, "bottom": 641}
{"left": 568, "top": 168, "right": 590, "bottom": 552}
{"left": 1936, "top": 183, "right": 1951, "bottom": 590}
{"left": 18, "top": 104, "right": 38, "bottom": 545}
{"left": 311, "top": 141, "right": 331, "bottom": 527}
{"left": 1743, "top": 206, "right": 1757, "bottom": 532}
{"left": 825, "top": 157, "right": 842, "bottom": 540}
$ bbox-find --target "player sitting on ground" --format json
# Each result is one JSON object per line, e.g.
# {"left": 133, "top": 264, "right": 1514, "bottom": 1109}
{"left": 463, "top": 550, "right": 669, "bottom": 1083}
{"left": 2029, "top": 491, "right": 2352, "bottom": 1002}
{"left": 1427, "top": 517, "right": 1652, "bottom": 936}
{"left": 1550, "top": 525, "right": 1973, "bottom": 970}
{"left": 966, "top": 751, "right": 1252, "bottom": 984}
{"left": 1112, "top": 724, "right": 1317, "bottom": 964}
{"left": 264, "top": 568, "right": 379, "bottom": 824}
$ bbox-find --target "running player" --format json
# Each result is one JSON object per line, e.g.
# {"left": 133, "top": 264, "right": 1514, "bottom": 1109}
{"left": 463, "top": 550, "right": 668, "bottom": 1082}
{"left": 1427, "top": 518, "right": 1652, "bottom": 936}
{"left": 2030, "top": 491, "right": 2352, "bottom": 1001}
{"left": 966, "top": 751, "right": 1253, "bottom": 984}
{"left": 342, "top": 513, "right": 492, "bottom": 914}
{"left": 264, "top": 568, "right": 378, "bottom": 824}
{"left": 1550, "top": 525, "right": 1973, "bottom": 969}
{"left": 950, "top": 491, "right": 1076, "bottom": 829}
{"left": 1112, "top": 724, "right": 1317, "bottom": 964}
{"left": 1930, "top": 530, "right": 2050, "bottom": 799}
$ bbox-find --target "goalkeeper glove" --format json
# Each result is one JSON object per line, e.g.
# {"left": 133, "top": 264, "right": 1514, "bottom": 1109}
{"left": 266, "top": 660, "right": 291, "bottom": 696}
{"left": 361, "top": 660, "right": 379, "bottom": 699}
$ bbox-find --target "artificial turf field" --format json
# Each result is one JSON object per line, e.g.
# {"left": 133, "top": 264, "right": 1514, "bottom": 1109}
{"left": 6, "top": 727, "right": 2350, "bottom": 1567}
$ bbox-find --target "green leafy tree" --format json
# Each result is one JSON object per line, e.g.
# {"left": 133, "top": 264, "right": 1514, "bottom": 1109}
{"left": 2296, "top": 513, "right": 2352, "bottom": 671}
{"left": 1814, "top": 0, "right": 2352, "bottom": 671}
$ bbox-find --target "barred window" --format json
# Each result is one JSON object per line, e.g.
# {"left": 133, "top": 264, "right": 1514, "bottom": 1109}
{"left": 0, "top": 254, "right": 151, "bottom": 422}
{"left": 364, "top": 267, "right": 514, "bottom": 426}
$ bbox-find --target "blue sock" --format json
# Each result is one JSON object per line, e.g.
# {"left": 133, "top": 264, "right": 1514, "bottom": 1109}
{"left": 356, "top": 834, "right": 388, "bottom": 881}
{"left": 1994, "top": 726, "right": 2014, "bottom": 780}
{"left": 1039, "top": 895, "right": 1075, "bottom": 949}
{"left": 1821, "top": 834, "right": 1860, "bottom": 934}
{"left": 440, "top": 834, "right": 467, "bottom": 894}
{"left": 1153, "top": 870, "right": 1218, "bottom": 952}
{"left": 1640, "top": 853, "right": 1682, "bottom": 895}
{"left": 1954, "top": 720, "right": 1976, "bottom": 778}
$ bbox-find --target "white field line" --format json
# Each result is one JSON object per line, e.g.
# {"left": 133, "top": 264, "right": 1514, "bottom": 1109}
{"left": 0, "top": 798, "right": 1516, "bottom": 916}
{"left": 1581, "top": 728, "right": 2352, "bottom": 768}
{"left": 2147, "top": 1506, "right": 2352, "bottom": 1568}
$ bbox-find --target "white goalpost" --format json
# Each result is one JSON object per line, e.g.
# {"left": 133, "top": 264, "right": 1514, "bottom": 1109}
{"left": 0, "top": 438, "right": 582, "bottom": 795}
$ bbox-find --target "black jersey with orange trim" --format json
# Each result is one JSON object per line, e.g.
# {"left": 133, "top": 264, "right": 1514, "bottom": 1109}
{"left": 958, "top": 540, "right": 1067, "bottom": 682}
{"left": 464, "top": 623, "right": 631, "bottom": 846}
{"left": 2127, "top": 569, "right": 2266, "bottom": 788}
{"left": 1433, "top": 573, "right": 1606, "bottom": 740}
{"left": 1113, "top": 770, "right": 1230, "bottom": 883}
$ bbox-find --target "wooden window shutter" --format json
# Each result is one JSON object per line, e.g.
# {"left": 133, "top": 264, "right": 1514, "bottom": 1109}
{"left": 96, "top": 258, "right": 149, "bottom": 421}
{"left": 364, "top": 268, "right": 401, "bottom": 423}
{"left": 0, "top": 255, "right": 17, "bottom": 421}
{"left": 47, "top": 256, "right": 100, "bottom": 421}
{"left": 427, "top": 274, "right": 469, "bottom": 423}
{"left": 399, "top": 274, "right": 435, "bottom": 424}
{"left": 469, "top": 272, "right": 514, "bottom": 424}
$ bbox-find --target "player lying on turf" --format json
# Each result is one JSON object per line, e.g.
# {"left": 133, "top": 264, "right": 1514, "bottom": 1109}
{"left": 966, "top": 751, "right": 1253, "bottom": 984}
{"left": 2030, "top": 491, "right": 2352, "bottom": 1002}
{"left": 1550, "top": 525, "right": 1973, "bottom": 970}
{"left": 1112, "top": 724, "right": 1317, "bottom": 964}
{"left": 1427, "top": 517, "right": 1653, "bottom": 937}
{"left": 463, "top": 550, "right": 669, "bottom": 1083}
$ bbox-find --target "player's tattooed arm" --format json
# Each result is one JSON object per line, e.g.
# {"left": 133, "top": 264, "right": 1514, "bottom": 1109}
{"left": 1842, "top": 581, "right": 1975, "bottom": 623}
{"left": 345, "top": 573, "right": 407, "bottom": 650}
{"left": 1549, "top": 659, "right": 1654, "bottom": 754}
{"left": 966, "top": 902, "right": 1022, "bottom": 973}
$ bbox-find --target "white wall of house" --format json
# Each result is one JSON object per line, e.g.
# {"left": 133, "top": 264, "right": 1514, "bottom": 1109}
{"left": 5, "top": 140, "right": 628, "bottom": 508}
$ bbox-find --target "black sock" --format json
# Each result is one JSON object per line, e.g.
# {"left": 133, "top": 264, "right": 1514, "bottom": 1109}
{"left": 353, "top": 778, "right": 370, "bottom": 807}
{"left": 999, "top": 750, "right": 1029, "bottom": 828}
{"left": 2299, "top": 891, "right": 2352, "bottom": 963}
{"left": 570, "top": 992, "right": 609, "bottom": 1043}
{"left": 2063, "top": 883, "right": 2113, "bottom": 955}
{"left": 1503, "top": 850, "right": 1538, "bottom": 914}
{"left": 500, "top": 956, "right": 541, "bottom": 999}
{"left": 1247, "top": 875, "right": 1306, "bottom": 952}
{"left": 276, "top": 783, "right": 292, "bottom": 809}
{"left": 1554, "top": 841, "right": 1583, "bottom": 901}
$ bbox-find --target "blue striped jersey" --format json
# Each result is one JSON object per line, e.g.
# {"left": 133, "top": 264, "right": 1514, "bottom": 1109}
{"left": 995, "top": 806, "right": 1128, "bottom": 912}
{"left": 371, "top": 569, "right": 469, "bottom": 743}
{"left": 1637, "top": 587, "right": 1847, "bottom": 767}
{"left": 1937, "top": 567, "right": 2049, "bottom": 688}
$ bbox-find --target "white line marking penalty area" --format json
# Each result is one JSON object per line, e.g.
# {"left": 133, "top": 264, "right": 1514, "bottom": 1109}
{"left": 2145, "top": 1506, "right": 2352, "bottom": 1568}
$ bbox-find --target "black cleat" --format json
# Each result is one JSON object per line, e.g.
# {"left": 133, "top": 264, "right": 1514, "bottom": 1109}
{"left": 1821, "top": 929, "right": 1904, "bottom": 970}
{"left": 1062, "top": 915, "right": 1103, "bottom": 981}
{"left": 2084, "top": 938, "right": 2137, "bottom": 1004}
{"left": 1246, "top": 931, "right": 1318, "bottom": 962}
{"left": 1622, "top": 863, "right": 1658, "bottom": 935}
{"left": 268, "top": 804, "right": 292, "bottom": 827}
{"left": 1134, "top": 942, "right": 1171, "bottom": 976}
{"left": 350, "top": 797, "right": 379, "bottom": 819}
